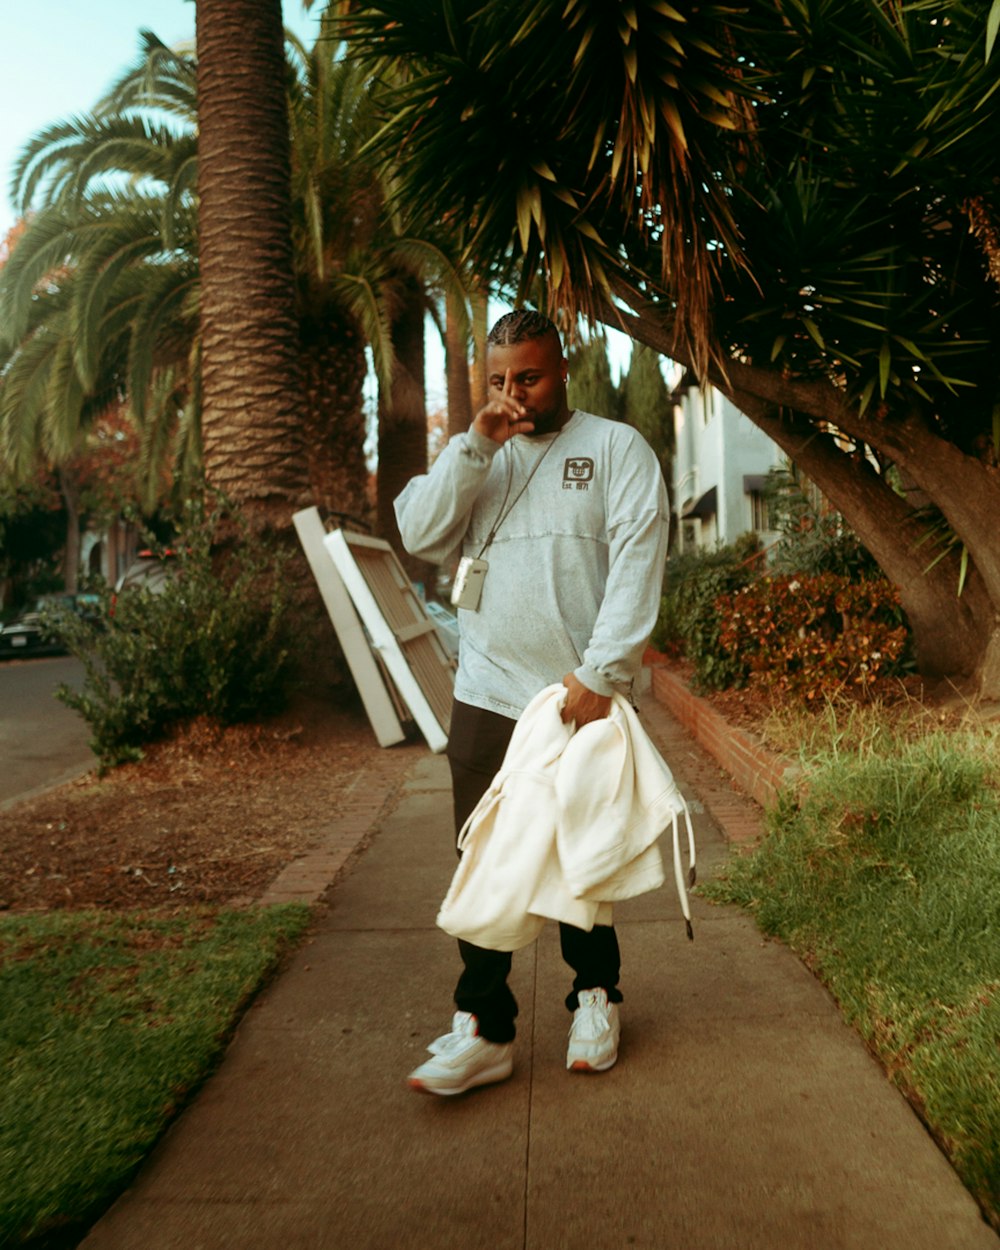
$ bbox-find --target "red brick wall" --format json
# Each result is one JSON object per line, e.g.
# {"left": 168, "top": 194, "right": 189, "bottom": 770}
{"left": 648, "top": 666, "right": 798, "bottom": 810}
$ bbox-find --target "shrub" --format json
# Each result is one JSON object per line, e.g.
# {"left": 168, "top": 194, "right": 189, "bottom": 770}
{"left": 652, "top": 535, "right": 761, "bottom": 690}
{"left": 763, "top": 465, "right": 882, "bottom": 580}
{"left": 716, "top": 573, "right": 909, "bottom": 702}
{"left": 54, "top": 503, "right": 294, "bottom": 770}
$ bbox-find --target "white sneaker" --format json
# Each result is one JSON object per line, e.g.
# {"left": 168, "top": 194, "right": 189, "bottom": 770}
{"left": 566, "top": 988, "right": 620, "bottom": 1072}
{"left": 408, "top": 1011, "right": 514, "bottom": 1096}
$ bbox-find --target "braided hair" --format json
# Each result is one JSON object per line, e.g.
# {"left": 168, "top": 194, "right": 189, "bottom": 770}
{"left": 486, "top": 309, "right": 562, "bottom": 348}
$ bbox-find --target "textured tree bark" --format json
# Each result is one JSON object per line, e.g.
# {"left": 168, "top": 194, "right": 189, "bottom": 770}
{"left": 445, "top": 288, "right": 473, "bottom": 438}
{"left": 299, "top": 313, "right": 371, "bottom": 529}
{"left": 195, "top": 0, "right": 308, "bottom": 529}
{"left": 195, "top": 0, "right": 355, "bottom": 690}
{"left": 470, "top": 286, "right": 490, "bottom": 413}
{"left": 58, "top": 468, "right": 81, "bottom": 595}
{"left": 733, "top": 398, "right": 995, "bottom": 688}
{"left": 377, "top": 278, "right": 433, "bottom": 586}
{"left": 603, "top": 293, "right": 1000, "bottom": 696}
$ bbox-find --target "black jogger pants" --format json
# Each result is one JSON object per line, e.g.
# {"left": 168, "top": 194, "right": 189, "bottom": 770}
{"left": 445, "top": 697, "right": 623, "bottom": 1044}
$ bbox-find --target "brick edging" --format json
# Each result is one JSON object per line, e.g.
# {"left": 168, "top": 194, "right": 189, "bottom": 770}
{"left": 256, "top": 742, "right": 424, "bottom": 907}
{"left": 648, "top": 665, "right": 799, "bottom": 810}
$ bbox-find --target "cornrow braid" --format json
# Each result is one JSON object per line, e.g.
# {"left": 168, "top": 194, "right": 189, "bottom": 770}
{"left": 486, "top": 309, "right": 561, "bottom": 348}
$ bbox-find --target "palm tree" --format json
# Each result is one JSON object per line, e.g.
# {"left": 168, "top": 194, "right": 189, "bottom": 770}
{"left": 2, "top": 22, "right": 469, "bottom": 553}
{"left": 335, "top": 0, "right": 758, "bottom": 377}
{"left": 284, "top": 27, "right": 468, "bottom": 537}
{"left": 195, "top": 0, "right": 309, "bottom": 531}
{"left": 338, "top": 0, "right": 1000, "bottom": 697}
{"left": 1, "top": 38, "right": 202, "bottom": 509}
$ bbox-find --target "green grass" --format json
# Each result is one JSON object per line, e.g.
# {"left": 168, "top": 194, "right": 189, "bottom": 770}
{"left": 755, "top": 689, "right": 976, "bottom": 761}
{"left": 0, "top": 904, "right": 311, "bottom": 1247}
{"left": 707, "top": 723, "right": 1000, "bottom": 1228}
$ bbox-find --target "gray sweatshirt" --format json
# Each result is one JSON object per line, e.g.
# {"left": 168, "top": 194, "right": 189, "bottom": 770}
{"left": 394, "top": 409, "right": 669, "bottom": 719}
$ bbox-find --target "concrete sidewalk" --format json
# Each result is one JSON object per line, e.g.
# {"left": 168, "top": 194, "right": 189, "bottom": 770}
{"left": 80, "top": 695, "right": 999, "bottom": 1250}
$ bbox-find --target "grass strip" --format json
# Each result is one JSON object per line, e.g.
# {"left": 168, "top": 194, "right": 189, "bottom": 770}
{"left": 708, "top": 727, "right": 1000, "bottom": 1230}
{"left": 0, "top": 903, "right": 311, "bottom": 1246}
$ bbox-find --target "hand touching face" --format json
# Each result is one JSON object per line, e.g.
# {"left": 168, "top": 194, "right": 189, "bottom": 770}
{"left": 474, "top": 334, "right": 570, "bottom": 443}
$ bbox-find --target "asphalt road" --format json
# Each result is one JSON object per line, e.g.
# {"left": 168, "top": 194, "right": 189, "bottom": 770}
{"left": 0, "top": 655, "right": 92, "bottom": 808}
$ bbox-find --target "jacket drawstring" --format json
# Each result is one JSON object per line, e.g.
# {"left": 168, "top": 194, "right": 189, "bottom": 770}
{"left": 671, "top": 804, "right": 697, "bottom": 941}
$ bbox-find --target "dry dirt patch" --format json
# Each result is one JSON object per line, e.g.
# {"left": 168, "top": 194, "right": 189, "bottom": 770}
{"left": 0, "top": 694, "right": 398, "bottom": 913}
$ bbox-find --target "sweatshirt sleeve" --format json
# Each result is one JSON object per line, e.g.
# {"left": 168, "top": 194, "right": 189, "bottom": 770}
{"left": 393, "top": 427, "right": 502, "bottom": 564}
{"left": 573, "top": 433, "right": 669, "bottom": 697}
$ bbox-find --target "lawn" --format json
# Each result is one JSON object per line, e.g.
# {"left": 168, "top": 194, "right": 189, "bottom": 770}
{"left": 0, "top": 903, "right": 311, "bottom": 1246}
{"left": 708, "top": 717, "right": 1000, "bottom": 1230}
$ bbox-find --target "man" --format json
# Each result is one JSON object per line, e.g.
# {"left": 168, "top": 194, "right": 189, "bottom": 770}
{"left": 395, "top": 309, "right": 669, "bottom": 1095}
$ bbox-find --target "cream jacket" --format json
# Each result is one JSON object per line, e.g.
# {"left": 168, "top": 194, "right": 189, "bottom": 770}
{"left": 437, "top": 685, "right": 696, "bottom": 952}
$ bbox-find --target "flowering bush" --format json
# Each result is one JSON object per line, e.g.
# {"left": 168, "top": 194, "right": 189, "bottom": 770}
{"left": 652, "top": 536, "right": 761, "bottom": 689}
{"left": 716, "top": 573, "right": 909, "bottom": 701}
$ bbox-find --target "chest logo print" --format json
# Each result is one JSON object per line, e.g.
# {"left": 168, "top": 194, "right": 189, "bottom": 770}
{"left": 562, "top": 457, "right": 594, "bottom": 490}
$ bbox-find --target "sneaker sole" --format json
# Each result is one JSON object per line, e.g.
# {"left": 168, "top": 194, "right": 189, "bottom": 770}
{"left": 408, "top": 1059, "right": 513, "bottom": 1097}
{"left": 568, "top": 1052, "right": 618, "bottom": 1073}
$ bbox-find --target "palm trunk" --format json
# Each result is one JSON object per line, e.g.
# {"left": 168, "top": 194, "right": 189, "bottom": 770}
{"left": 58, "top": 467, "right": 81, "bottom": 594}
{"left": 300, "top": 315, "right": 371, "bottom": 529}
{"left": 445, "top": 287, "right": 473, "bottom": 437}
{"left": 196, "top": 0, "right": 350, "bottom": 690}
{"left": 470, "top": 285, "right": 490, "bottom": 413}
{"left": 377, "top": 279, "right": 433, "bottom": 587}
{"left": 195, "top": 0, "right": 308, "bottom": 527}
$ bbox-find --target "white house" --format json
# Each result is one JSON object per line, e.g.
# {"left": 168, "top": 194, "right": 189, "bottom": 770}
{"left": 671, "top": 375, "right": 783, "bottom": 553}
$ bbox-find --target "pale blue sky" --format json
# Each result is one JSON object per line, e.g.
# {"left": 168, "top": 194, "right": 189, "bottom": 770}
{"left": 0, "top": 1, "right": 632, "bottom": 389}
{"left": 0, "top": 0, "right": 318, "bottom": 239}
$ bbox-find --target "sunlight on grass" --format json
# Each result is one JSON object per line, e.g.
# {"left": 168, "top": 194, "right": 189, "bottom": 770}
{"left": 759, "top": 688, "right": 1000, "bottom": 780}
{"left": 0, "top": 904, "right": 311, "bottom": 1245}
{"left": 708, "top": 725, "right": 1000, "bottom": 1228}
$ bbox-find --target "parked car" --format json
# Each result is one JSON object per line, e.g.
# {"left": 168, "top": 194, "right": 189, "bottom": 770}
{"left": 0, "top": 592, "right": 102, "bottom": 659}
{"left": 109, "top": 551, "right": 179, "bottom": 615}
{"left": 113, "top": 550, "right": 176, "bottom": 597}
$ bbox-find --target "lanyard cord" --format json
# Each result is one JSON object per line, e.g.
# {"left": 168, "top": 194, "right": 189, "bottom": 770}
{"left": 475, "top": 426, "right": 564, "bottom": 560}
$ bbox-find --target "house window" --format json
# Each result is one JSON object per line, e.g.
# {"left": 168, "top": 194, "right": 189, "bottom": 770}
{"left": 749, "top": 490, "right": 772, "bottom": 532}
{"left": 680, "top": 519, "right": 700, "bottom": 552}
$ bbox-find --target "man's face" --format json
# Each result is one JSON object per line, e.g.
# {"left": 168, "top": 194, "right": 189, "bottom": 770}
{"left": 486, "top": 333, "right": 569, "bottom": 437}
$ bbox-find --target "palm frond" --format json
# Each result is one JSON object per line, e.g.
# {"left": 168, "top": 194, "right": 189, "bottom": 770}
{"left": 93, "top": 30, "right": 197, "bottom": 123}
{"left": 0, "top": 320, "right": 65, "bottom": 476}
{"left": 325, "top": 273, "right": 396, "bottom": 392}
{"left": 0, "top": 208, "right": 82, "bottom": 342}
{"left": 42, "top": 337, "right": 87, "bottom": 461}
{"left": 127, "top": 262, "right": 199, "bottom": 426}
{"left": 69, "top": 206, "right": 169, "bottom": 388}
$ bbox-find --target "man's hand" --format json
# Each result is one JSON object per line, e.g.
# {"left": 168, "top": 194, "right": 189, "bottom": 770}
{"left": 560, "top": 673, "right": 612, "bottom": 727}
{"left": 472, "top": 369, "right": 535, "bottom": 444}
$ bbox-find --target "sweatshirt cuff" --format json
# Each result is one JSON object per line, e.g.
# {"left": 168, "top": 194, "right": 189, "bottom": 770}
{"left": 574, "top": 664, "right": 617, "bottom": 698}
{"left": 463, "top": 427, "right": 503, "bottom": 460}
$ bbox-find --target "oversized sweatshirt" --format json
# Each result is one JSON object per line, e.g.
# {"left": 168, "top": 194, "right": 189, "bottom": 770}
{"left": 394, "top": 410, "right": 669, "bottom": 719}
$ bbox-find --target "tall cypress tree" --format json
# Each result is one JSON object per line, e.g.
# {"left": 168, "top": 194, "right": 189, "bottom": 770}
{"left": 566, "top": 337, "right": 621, "bottom": 420}
{"left": 621, "top": 343, "right": 673, "bottom": 466}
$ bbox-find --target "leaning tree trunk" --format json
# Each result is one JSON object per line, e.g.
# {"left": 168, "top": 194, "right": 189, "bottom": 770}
{"left": 736, "top": 398, "right": 996, "bottom": 689}
{"left": 377, "top": 278, "right": 433, "bottom": 588}
{"left": 195, "top": 0, "right": 309, "bottom": 526}
{"left": 721, "top": 373, "right": 1000, "bottom": 699}
{"left": 609, "top": 296, "right": 1000, "bottom": 698}
{"left": 300, "top": 312, "right": 371, "bottom": 530}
